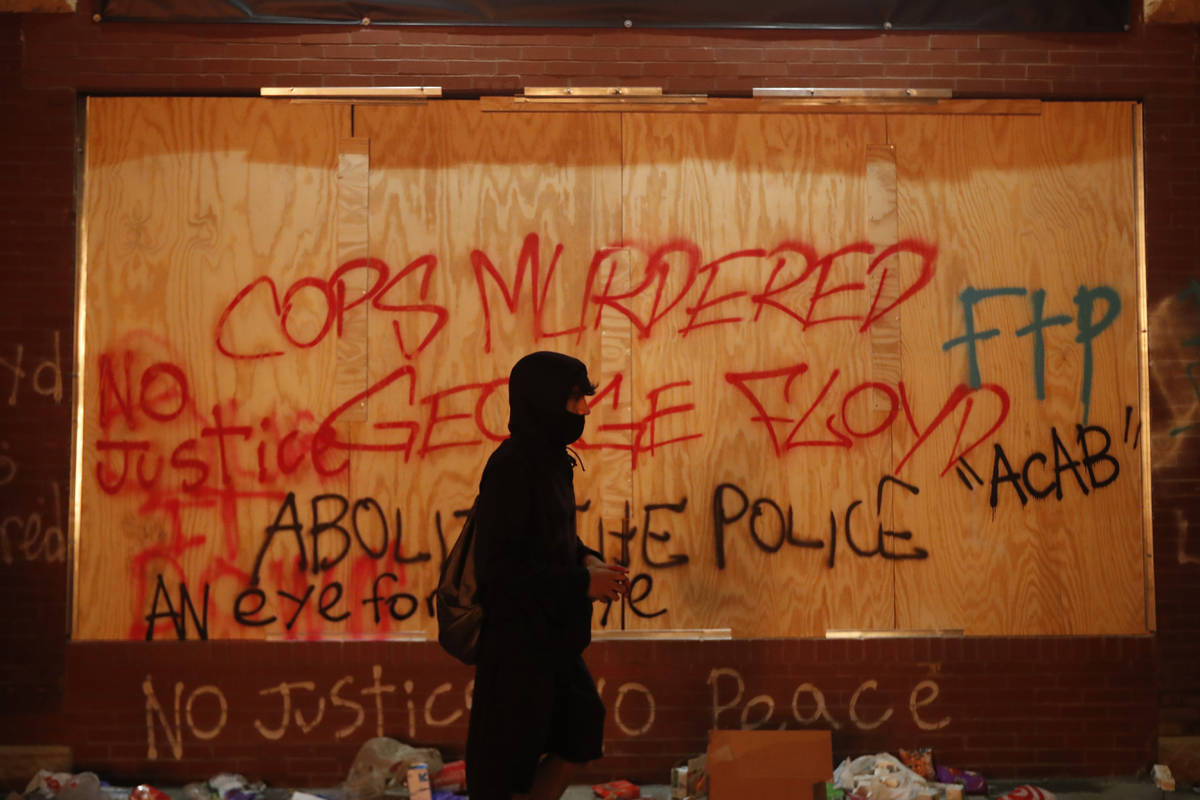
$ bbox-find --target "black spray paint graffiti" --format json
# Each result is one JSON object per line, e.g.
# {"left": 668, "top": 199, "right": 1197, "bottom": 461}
{"left": 586, "top": 498, "right": 687, "bottom": 626}
{"left": 250, "top": 492, "right": 434, "bottom": 585}
{"left": 140, "top": 446, "right": 1133, "bottom": 639}
{"left": 955, "top": 419, "right": 1127, "bottom": 509}
{"left": 712, "top": 475, "right": 926, "bottom": 570}
{"left": 143, "top": 490, "right": 453, "bottom": 640}
{"left": 589, "top": 477, "right": 924, "bottom": 629}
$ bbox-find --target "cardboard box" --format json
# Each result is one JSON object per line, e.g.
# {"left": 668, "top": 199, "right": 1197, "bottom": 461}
{"left": 706, "top": 730, "right": 832, "bottom": 800}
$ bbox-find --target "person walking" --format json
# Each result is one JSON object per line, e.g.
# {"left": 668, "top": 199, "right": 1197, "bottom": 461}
{"left": 466, "top": 351, "right": 630, "bottom": 800}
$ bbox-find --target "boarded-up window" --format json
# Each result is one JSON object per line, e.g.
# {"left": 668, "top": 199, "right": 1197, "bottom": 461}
{"left": 75, "top": 97, "right": 1148, "bottom": 640}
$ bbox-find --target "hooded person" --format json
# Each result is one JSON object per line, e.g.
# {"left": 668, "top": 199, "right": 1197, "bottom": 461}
{"left": 466, "top": 351, "right": 630, "bottom": 800}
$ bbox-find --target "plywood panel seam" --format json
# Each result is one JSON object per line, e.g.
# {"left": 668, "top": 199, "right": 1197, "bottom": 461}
{"left": 1132, "top": 102, "right": 1155, "bottom": 632}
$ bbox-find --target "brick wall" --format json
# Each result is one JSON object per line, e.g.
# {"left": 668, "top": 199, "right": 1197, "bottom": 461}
{"left": 0, "top": 12, "right": 74, "bottom": 727}
{"left": 2, "top": 1, "right": 1199, "bottom": 788}
{"left": 53, "top": 637, "right": 1157, "bottom": 787}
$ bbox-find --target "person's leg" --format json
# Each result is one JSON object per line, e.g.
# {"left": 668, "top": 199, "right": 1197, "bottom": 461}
{"left": 469, "top": 652, "right": 555, "bottom": 800}
{"left": 527, "top": 754, "right": 578, "bottom": 800}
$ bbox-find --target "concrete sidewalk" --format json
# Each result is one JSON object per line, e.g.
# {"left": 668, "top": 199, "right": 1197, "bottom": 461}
{"left": 561, "top": 776, "right": 1198, "bottom": 798}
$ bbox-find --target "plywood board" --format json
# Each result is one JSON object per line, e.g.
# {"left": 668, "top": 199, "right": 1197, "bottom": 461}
{"left": 317, "top": 103, "right": 623, "bottom": 638}
{"left": 888, "top": 102, "right": 1144, "bottom": 634}
{"left": 77, "top": 97, "right": 352, "bottom": 639}
{"left": 75, "top": 97, "right": 1148, "bottom": 639}
{"left": 617, "top": 112, "right": 895, "bottom": 636}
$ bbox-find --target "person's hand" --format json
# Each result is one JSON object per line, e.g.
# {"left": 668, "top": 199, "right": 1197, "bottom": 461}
{"left": 586, "top": 561, "right": 630, "bottom": 602}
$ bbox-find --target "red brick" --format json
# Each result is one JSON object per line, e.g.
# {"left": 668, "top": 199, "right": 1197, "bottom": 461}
{"left": 592, "top": 61, "right": 644, "bottom": 78}
{"left": 522, "top": 45, "right": 574, "bottom": 60}
{"left": 1050, "top": 50, "right": 1100, "bottom": 64}
{"left": 929, "top": 33, "right": 979, "bottom": 49}
{"left": 980, "top": 64, "right": 1028, "bottom": 80}
{"left": 999, "top": 49, "right": 1051, "bottom": 64}
{"left": 420, "top": 44, "right": 473, "bottom": 59}
{"left": 347, "top": 27, "right": 407, "bottom": 45}
{"left": 810, "top": 48, "right": 863, "bottom": 63}
{"left": 612, "top": 46, "right": 670, "bottom": 61}
{"left": 860, "top": 50, "right": 911, "bottom": 64}
{"left": 882, "top": 64, "right": 933, "bottom": 79}
{"left": 1027, "top": 64, "right": 1075, "bottom": 81}
{"left": 467, "top": 45, "right": 515, "bottom": 60}
{"left": 170, "top": 42, "right": 230, "bottom": 59}
{"left": 905, "top": 48, "right": 957, "bottom": 64}
{"left": 878, "top": 34, "right": 931, "bottom": 50}
{"left": 443, "top": 60, "right": 501, "bottom": 76}
{"left": 930, "top": 63, "right": 979, "bottom": 79}
{"left": 674, "top": 46, "right": 721, "bottom": 62}
{"left": 713, "top": 46, "right": 766, "bottom": 62}
{"left": 296, "top": 31, "right": 354, "bottom": 45}
{"left": 955, "top": 48, "right": 1008, "bottom": 64}
{"left": 981, "top": 33, "right": 1065, "bottom": 49}
{"left": 762, "top": 46, "right": 814, "bottom": 64}
{"left": 952, "top": 77, "right": 1007, "bottom": 94}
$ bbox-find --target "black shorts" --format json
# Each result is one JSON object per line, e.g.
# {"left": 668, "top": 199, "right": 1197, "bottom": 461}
{"left": 466, "top": 652, "right": 605, "bottom": 799}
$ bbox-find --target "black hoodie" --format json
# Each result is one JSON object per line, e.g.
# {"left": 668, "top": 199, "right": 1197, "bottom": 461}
{"left": 472, "top": 351, "right": 600, "bottom": 658}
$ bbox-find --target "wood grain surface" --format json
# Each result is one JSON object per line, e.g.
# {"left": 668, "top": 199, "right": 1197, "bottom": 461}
{"left": 75, "top": 98, "right": 1147, "bottom": 639}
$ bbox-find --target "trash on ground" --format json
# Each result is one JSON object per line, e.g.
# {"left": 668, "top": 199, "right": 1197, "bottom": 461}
{"left": 342, "top": 737, "right": 444, "bottom": 800}
{"left": 995, "top": 786, "right": 1057, "bottom": 800}
{"left": 669, "top": 764, "right": 688, "bottom": 799}
{"left": 1153, "top": 763, "right": 1176, "bottom": 791}
{"left": 592, "top": 778, "right": 640, "bottom": 799}
{"left": 20, "top": 771, "right": 116, "bottom": 800}
{"left": 430, "top": 760, "right": 465, "bottom": 793}
{"left": 833, "top": 753, "right": 932, "bottom": 800}
{"left": 686, "top": 753, "right": 707, "bottom": 798}
{"left": 405, "top": 762, "right": 431, "bottom": 800}
{"left": 934, "top": 765, "right": 987, "bottom": 795}
{"left": 898, "top": 748, "right": 935, "bottom": 781}
{"left": 195, "top": 773, "right": 269, "bottom": 800}
{"left": 128, "top": 786, "right": 169, "bottom": 800}
{"left": 668, "top": 754, "right": 707, "bottom": 799}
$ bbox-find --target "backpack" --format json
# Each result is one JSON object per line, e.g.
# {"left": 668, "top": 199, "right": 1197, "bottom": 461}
{"left": 436, "top": 500, "right": 482, "bottom": 665}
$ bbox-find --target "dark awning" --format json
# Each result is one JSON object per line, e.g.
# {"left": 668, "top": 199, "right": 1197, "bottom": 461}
{"left": 96, "top": 0, "right": 1131, "bottom": 32}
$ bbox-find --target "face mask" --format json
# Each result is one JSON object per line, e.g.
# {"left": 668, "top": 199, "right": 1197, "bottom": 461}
{"left": 555, "top": 407, "right": 587, "bottom": 446}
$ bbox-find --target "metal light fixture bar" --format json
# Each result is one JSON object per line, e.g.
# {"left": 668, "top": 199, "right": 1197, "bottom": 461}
{"left": 515, "top": 86, "right": 705, "bottom": 105}
{"left": 523, "top": 86, "right": 662, "bottom": 97}
{"left": 825, "top": 628, "right": 965, "bottom": 639}
{"left": 593, "top": 628, "right": 733, "bottom": 641}
{"left": 261, "top": 86, "right": 443, "bottom": 98}
{"left": 754, "top": 87, "right": 951, "bottom": 99}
